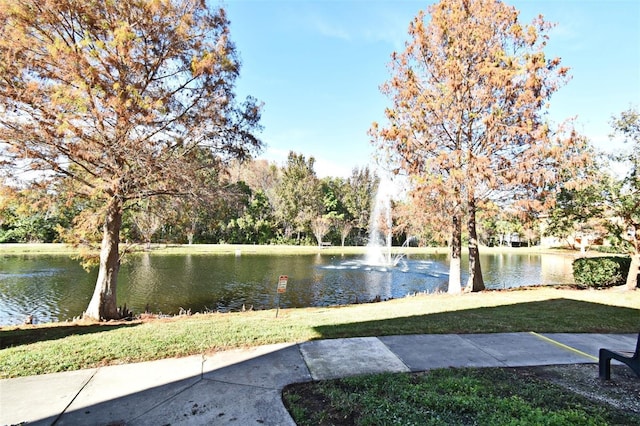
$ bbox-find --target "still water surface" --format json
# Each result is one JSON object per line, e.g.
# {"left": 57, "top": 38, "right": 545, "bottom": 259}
{"left": 0, "top": 252, "right": 575, "bottom": 325}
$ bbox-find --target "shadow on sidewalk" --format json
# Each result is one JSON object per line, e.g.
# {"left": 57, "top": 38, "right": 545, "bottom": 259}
{"left": 7, "top": 343, "right": 308, "bottom": 426}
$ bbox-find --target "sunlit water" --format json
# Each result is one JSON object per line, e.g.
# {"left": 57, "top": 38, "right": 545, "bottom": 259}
{"left": 0, "top": 252, "right": 575, "bottom": 325}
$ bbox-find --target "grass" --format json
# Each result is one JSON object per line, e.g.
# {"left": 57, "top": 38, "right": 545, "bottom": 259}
{"left": 0, "top": 243, "right": 78, "bottom": 255}
{"left": 1, "top": 287, "right": 638, "bottom": 378}
{"left": 283, "top": 367, "right": 640, "bottom": 425}
{"left": 0, "top": 242, "right": 571, "bottom": 256}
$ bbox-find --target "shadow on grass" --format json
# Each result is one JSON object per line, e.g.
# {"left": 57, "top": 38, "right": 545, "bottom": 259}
{"left": 313, "top": 299, "right": 640, "bottom": 340}
{"left": 0, "top": 322, "right": 141, "bottom": 349}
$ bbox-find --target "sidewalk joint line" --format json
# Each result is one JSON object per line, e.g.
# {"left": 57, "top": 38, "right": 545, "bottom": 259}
{"left": 295, "top": 342, "right": 315, "bottom": 381}
{"left": 460, "top": 334, "right": 510, "bottom": 367}
{"left": 131, "top": 375, "right": 205, "bottom": 423}
{"left": 202, "top": 377, "right": 282, "bottom": 391}
{"left": 51, "top": 368, "right": 99, "bottom": 425}
{"left": 376, "top": 337, "right": 411, "bottom": 372}
{"left": 201, "top": 354, "right": 206, "bottom": 378}
{"left": 529, "top": 332, "right": 598, "bottom": 361}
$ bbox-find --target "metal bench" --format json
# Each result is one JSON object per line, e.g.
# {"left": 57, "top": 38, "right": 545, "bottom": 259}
{"left": 599, "top": 332, "right": 640, "bottom": 380}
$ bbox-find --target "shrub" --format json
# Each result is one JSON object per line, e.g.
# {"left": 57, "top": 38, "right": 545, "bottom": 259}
{"left": 572, "top": 256, "right": 631, "bottom": 288}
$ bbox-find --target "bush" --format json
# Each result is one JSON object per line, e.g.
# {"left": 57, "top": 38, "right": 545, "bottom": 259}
{"left": 572, "top": 256, "right": 631, "bottom": 288}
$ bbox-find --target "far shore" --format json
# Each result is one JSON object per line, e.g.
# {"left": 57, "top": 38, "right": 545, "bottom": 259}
{"left": 0, "top": 242, "right": 588, "bottom": 257}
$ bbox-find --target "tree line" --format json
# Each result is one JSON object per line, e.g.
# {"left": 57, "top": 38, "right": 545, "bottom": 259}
{"left": 0, "top": 154, "right": 380, "bottom": 247}
{"left": 3, "top": 131, "right": 636, "bottom": 260}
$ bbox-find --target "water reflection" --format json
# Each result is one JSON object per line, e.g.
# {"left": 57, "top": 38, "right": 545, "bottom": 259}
{"left": 0, "top": 252, "right": 575, "bottom": 325}
{"left": 540, "top": 254, "right": 577, "bottom": 285}
{"left": 0, "top": 255, "right": 95, "bottom": 325}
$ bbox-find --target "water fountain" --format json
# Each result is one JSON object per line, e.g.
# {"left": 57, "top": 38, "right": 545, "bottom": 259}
{"left": 364, "top": 177, "right": 405, "bottom": 267}
{"left": 313, "top": 176, "right": 432, "bottom": 303}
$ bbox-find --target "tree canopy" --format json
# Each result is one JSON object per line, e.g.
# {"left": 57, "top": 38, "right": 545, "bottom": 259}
{"left": 0, "top": 0, "right": 262, "bottom": 319}
{"left": 371, "top": 0, "right": 589, "bottom": 293}
{"left": 609, "top": 107, "right": 640, "bottom": 289}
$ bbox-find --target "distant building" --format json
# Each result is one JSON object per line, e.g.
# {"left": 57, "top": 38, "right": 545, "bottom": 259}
{"left": 539, "top": 214, "right": 608, "bottom": 251}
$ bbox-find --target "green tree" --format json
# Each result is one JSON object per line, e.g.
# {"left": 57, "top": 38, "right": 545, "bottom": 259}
{"left": 543, "top": 107, "right": 638, "bottom": 290}
{"left": 225, "top": 188, "right": 275, "bottom": 244}
{"left": 0, "top": 0, "right": 262, "bottom": 320}
{"left": 321, "top": 177, "right": 348, "bottom": 218}
{"left": 0, "top": 181, "right": 75, "bottom": 243}
{"left": 273, "top": 152, "right": 322, "bottom": 243}
{"left": 320, "top": 177, "right": 351, "bottom": 244}
{"left": 343, "top": 167, "right": 379, "bottom": 244}
{"left": 246, "top": 189, "right": 276, "bottom": 244}
{"left": 544, "top": 174, "right": 610, "bottom": 250}
{"left": 609, "top": 107, "right": 640, "bottom": 289}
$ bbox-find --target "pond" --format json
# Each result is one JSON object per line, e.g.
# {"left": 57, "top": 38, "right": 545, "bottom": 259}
{"left": 0, "top": 251, "right": 575, "bottom": 325}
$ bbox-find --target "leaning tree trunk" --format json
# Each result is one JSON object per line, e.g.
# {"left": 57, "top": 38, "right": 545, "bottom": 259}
{"left": 85, "top": 197, "right": 123, "bottom": 320}
{"left": 466, "top": 197, "right": 485, "bottom": 292}
{"left": 448, "top": 214, "right": 462, "bottom": 294}
{"left": 626, "top": 253, "right": 639, "bottom": 290}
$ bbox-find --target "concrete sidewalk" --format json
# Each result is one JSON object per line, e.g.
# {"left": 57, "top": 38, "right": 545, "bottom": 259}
{"left": 1, "top": 332, "right": 637, "bottom": 425}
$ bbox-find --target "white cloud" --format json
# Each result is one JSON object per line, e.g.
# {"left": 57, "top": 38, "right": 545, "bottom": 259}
{"left": 360, "top": 7, "right": 416, "bottom": 51}
{"left": 314, "top": 156, "right": 354, "bottom": 178}
{"left": 302, "top": 3, "right": 416, "bottom": 51}
{"left": 311, "top": 17, "right": 352, "bottom": 41}
{"left": 257, "top": 146, "right": 290, "bottom": 168}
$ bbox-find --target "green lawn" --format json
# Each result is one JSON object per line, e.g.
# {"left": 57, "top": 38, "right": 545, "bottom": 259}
{"left": 1, "top": 287, "right": 638, "bottom": 378}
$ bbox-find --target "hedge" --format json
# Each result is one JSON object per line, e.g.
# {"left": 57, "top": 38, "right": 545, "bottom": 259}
{"left": 572, "top": 256, "right": 631, "bottom": 288}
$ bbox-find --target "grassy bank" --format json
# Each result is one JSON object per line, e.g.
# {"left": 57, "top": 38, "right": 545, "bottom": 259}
{"left": 0, "top": 243, "right": 78, "bottom": 255}
{"left": 0, "top": 242, "right": 574, "bottom": 257}
{"left": 0, "top": 242, "right": 386, "bottom": 256}
{"left": 1, "top": 287, "right": 638, "bottom": 378}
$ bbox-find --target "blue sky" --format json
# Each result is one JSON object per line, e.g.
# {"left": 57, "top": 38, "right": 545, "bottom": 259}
{"left": 223, "top": 0, "right": 640, "bottom": 177}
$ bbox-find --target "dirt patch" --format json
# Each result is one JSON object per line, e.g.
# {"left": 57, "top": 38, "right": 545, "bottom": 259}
{"left": 525, "top": 363, "right": 640, "bottom": 414}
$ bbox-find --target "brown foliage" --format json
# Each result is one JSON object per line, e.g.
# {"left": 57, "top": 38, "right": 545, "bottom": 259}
{"left": 1, "top": 0, "right": 261, "bottom": 205}
{"left": 0, "top": 0, "right": 262, "bottom": 319}
{"left": 371, "top": 0, "right": 593, "bottom": 292}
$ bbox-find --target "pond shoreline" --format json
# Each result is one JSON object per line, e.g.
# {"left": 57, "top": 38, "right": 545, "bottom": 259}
{"left": 1, "top": 246, "right": 581, "bottom": 326}
{"left": 0, "top": 242, "right": 585, "bottom": 257}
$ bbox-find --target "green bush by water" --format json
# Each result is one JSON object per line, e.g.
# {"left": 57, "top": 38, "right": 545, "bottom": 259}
{"left": 573, "top": 256, "right": 631, "bottom": 288}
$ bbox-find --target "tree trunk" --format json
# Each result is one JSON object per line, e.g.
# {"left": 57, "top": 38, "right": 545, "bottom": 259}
{"left": 85, "top": 197, "right": 123, "bottom": 320}
{"left": 448, "top": 214, "right": 462, "bottom": 294}
{"left": 188, "top": 218, "right": 197, "bottom": 245}
{"left": 466, "top": 197, "right": 485, "bottom": 292}
{"left": 626, "top": 253, "right": 639, "bottom": 290}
